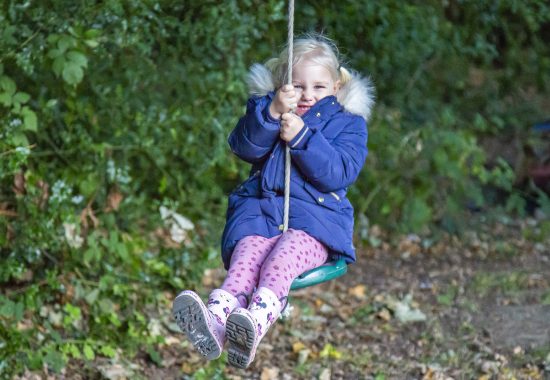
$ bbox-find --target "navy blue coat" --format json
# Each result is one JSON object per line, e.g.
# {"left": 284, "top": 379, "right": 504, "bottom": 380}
{"left": 221, "top": 92, "right": 368, "bottom": 270}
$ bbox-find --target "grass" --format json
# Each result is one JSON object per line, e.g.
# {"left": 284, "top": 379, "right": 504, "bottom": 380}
{"left": 470, "top": 271, "right": 532, "bottom": 298}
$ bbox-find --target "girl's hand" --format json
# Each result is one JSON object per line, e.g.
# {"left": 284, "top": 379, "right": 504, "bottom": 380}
{"left": 279, "top": 112, "right": 304, "bottom": 142}
{"left": 269, "top": 84, "right": 298, "bottom": 119}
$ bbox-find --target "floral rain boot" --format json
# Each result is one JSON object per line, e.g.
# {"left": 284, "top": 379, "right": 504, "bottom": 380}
{"left": 225, "top": 287, "right": 282, "bottom": 368}
{"left": 172, "top": 289, "right": 240, "bottom": 360}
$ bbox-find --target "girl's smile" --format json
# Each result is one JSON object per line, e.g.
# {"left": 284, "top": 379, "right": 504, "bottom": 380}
{"left": 292, "top": 59, "right": 340, "bottom": 116}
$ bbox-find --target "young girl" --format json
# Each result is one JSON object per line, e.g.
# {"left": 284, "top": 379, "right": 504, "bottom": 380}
{"left": 172, "top": 34, "right": 374, "bottom": 369}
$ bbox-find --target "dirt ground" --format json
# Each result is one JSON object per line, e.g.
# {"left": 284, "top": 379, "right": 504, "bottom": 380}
{"left": 26, "top": 216, "right": 547, "bottom": 380}
{"left": 133, "top": 216, "right": 548, "bottom": 380}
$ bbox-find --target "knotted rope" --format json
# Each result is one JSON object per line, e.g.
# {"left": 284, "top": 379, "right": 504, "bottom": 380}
{"left": 283, "top": 0, "right": 294, "bottom": 232}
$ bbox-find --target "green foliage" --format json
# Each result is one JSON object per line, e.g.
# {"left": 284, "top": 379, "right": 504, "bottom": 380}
{"left": 191, "top": 356, "right": 228, "bottom": 380}
{"left": 328, "top": 0, "right": 550, "bottom": 232}
{"left": 0, "top": 0, "right": 549, "bottom": 377}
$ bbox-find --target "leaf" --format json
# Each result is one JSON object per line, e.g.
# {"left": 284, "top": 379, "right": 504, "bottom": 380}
{"left": 13, "top": 172, "right": 26, "bottom": 196}
{"left": 394, "top": 297, "right": 427, "bottom": 323}
{"left": 437, "top": 293, "right": 453, "bottom": 306}
{"left": 85, "top": 39, "right": 99, "bottom": 48}
{"left": 98, "top": 363, "right": 133, "bottom": 380}
{"left": 319, "top": 343, "right": 342, "bottom": 359}
{"left": 64, "top": 303, "right": 82, "bottom": 319}
{"left": 84, "top": 247, "right": 97, "bottom": 264}
{"left": 80, "top": 203, "right": 99, "bottom": 229}
{"left": 84, "top": 29, "right": 101, "bottom": 39}
{"left": 0, "top": 298, "right": 15, "bottom": 318}
{"left": 169, "top": 276, "right": 184, "bottom": 289}
{"left": 98, "top": 298, "right": 115, "bottom": 314}
{"left": 0, "top": 92, "right": 12, "bottom": 106}
{"left": 21, "top": 107, "right": 38, "bottom": 131}
{"left": 532, "top": 186, "right": 550, "bottom": 216}
{"left": 505, "top": 193, "right": 526, "bottom": 216}
{"left": 100, "top": 345, "right": 117, "bottom": 358}
{"left": 47, "top": 48, "right": 64, "bottom": 59}
{"left": 0, "top": 76, "right": 16, "bottom": 95}
{"left": 63, "top": 223, "right": 84, "bottom": 249}
{"left": 44, "top": 349, "right": 66, "bottom": 372}
{"left": 10, "top": 132, "right": 29, "bottom": 146}
{"left": 348, "top": 284, "right": 367, "bottom": 300}
{"left": 46, "top": 33, "right": 59, "bottom": 44}
{"left": 57, "top": 35, "right": 76, "bottom": 53}
{"left": 67, "top": 343, "right": 82, "bottom": 359}
{"left": 62, "top": 63, "right": 84, "bottom": 85}
{"left": 83, "top": 344, "right": 95, "bottom": 360}
{"left": 85, "top": 288, "right": 100, "bottom": 305}
{"left": 52, "top": 56, "right": 65, "bottom": 77}
{"left": 79, "top": 175, "right": 99, "bottom": 197}
{"left": 260, "top": 367, "right": 279, "bottom": 380}
{"left": 105, "top": 188, "right": 123, "bottom": 212}
{"left": 146, "top": 346, "right": 162, "bottom": 365}
{"left": 13, "top": 92, "right": 30, "bottom": 105}
{"left": 13, "top": 302, "right": 25, "bottom": 321}
{"left": 116, "top": 242, "right": 129, "bottom": 262}
{"left": 377, "top": 308, "right": 392, "bottom": 321}
{"left": 67, "top": 51, "right": 88, "bottom": 68}
{"left": 292, "top": 341, "right": 306, "bottom": 353}
{"left": 404, "top": 198, "right": 432, "bottom": 230}
{"left": 2, "top": 25, "right": 17, "bottom": 44}
{"left": 319, "top": 368, "right": 331, "bottom": 380}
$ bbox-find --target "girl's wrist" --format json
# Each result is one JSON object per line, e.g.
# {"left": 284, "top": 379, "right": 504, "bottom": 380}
{"left": 269, "top": 103, "right": 282, "bottom": 119}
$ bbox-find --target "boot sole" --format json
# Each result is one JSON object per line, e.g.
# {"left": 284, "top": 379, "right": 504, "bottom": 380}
{"left": 172, "top": 293, "right": 221, "bottom": 360}
{"left": 225, "top": 312, "right": 256, "bottom": 369}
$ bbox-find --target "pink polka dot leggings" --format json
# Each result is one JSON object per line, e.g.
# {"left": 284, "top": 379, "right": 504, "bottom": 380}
{"left": 221, "top": 229, "right": 329, "bottom": 308}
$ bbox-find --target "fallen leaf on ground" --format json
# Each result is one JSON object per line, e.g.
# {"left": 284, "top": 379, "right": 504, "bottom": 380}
{"left": 348, "top": 284, "right": 367, "bottom": 299}
{"left": 319, "top": 343, "right": 342, "bottom": 359}
{"left": 260, "top": 367, "right": 279, "bottom": 380}
{"left": 319, "top": 368, "right": 331, "bottom": 380}
{"left": 394, "top": 294, "right": 427, "bottom": 323}
{"left": 292, "top": 341, "right": 306, "bottom": 353}
{"left": 97, "top": 363, "right": 134, "bottom": 380}
{"left": 377, "top": 308, "right": 391, "bottom": 321}
{"left": 163, "top": 336, "right": 181, "bottom": 346}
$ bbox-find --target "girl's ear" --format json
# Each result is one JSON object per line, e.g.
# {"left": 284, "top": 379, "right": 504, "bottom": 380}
{"left": 334, "top": 80, "right": 341, "bottom": 93}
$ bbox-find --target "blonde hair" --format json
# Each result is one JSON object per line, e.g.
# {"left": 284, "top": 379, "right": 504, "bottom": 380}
{"left": 265, "top": 33, "right": 352, "bottom": 89}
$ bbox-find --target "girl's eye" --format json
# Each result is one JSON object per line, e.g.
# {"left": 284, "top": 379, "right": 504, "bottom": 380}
{"left": 315, "top": 85, "right": 326, "bottom": 89}
{"left": 294, "top": 85, "right": 303, "bottom": 89}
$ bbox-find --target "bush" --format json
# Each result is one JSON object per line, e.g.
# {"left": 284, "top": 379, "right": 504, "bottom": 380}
{"left": 1, "top": 0, "right": 549, "bottom": 376}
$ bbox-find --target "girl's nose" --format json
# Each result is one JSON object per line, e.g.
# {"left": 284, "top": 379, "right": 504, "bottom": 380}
{"left": 301, "top": 89, "right": 313, "bottom": 100}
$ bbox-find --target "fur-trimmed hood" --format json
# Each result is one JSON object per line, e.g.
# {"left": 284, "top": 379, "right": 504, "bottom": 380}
{"left": 246, "top": 63, "right": 375, "bottom": 121}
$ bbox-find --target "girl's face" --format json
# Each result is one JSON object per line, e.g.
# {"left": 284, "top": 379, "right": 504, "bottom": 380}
{"left": 292, "top": 59, "right": 340, "bottom": 116}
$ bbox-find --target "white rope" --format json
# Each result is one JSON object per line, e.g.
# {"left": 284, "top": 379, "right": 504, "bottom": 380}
{"left": 283, "top": 0, "right": 294, "bottom": 233}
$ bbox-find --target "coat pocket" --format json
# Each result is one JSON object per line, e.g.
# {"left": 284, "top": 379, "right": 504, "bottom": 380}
{"left": 303, "top": 182, "right": 342, "bottom": 211}
{"left": 228, "top": 171, "right": 261, "bottom": 212}
{"left": 232, "top": 170, "right": 261, "bottom": 197}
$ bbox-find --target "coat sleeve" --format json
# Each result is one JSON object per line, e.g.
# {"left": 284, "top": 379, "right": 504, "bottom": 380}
{"left": 289, "top": 115, "right": 368, "bottom": 192}
{"left": 228, "top": 95, "right": 281, "bottom": 164}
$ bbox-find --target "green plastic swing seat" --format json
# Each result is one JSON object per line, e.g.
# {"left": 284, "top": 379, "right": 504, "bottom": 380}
{"left": 290, "top": 258, "right": 347, "bottom": 291}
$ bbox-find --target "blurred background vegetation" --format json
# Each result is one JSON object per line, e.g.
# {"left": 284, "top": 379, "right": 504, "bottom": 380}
{"left": 1, "top": 0, "right": 549, "bottom": 377}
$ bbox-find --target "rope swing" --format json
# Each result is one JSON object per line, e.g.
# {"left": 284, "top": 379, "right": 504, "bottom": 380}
{"left": 282, "top": 0, "right": 348, "bottom": 290}
{"left": 282, "top": 0, "right": 294, "bottom": 233}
